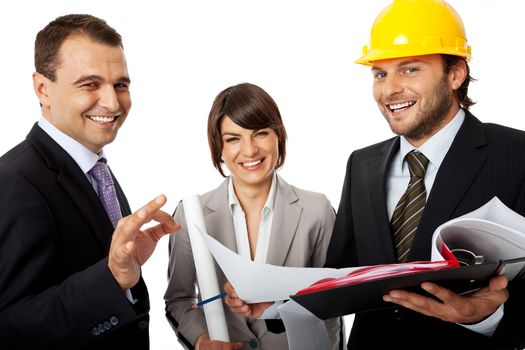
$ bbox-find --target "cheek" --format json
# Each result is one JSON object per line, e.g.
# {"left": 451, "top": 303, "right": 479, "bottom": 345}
{"left": 118, "top": 92, "right": 132, "bottom": 111}
{"left": 221, "top": 145, "right": 236, "bottom": 164}
{"left": 372, "top": 85, "right": 382, "bottom": 103}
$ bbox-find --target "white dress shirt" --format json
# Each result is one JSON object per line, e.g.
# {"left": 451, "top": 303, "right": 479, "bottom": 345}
{"left": 228, "top": 172, "right": 283, "bottom": 318}
{"left": 385, "top": 109, "right": 503, "bottom": 336}
{"left": 228, "top": 172, "right": 277, "bottom": 264}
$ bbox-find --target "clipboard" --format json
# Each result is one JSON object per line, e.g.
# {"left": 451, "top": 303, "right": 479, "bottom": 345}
{"left": 290, "top": 257, "right": 525, "bottom": 320}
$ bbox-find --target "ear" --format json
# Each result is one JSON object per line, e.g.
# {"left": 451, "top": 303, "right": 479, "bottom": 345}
{"left": 32, "top": 72, "right": 51, "bottom": 107}
{"left": 448, "top": 59, "right": 468, "bottom": 91}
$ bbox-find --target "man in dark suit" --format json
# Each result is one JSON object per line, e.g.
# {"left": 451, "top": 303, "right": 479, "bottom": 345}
{"left": 0, "top": 14, "right": 179, "bottom": 349}
{"left": 325, "top": 0, "right": 525, "bottom": 349}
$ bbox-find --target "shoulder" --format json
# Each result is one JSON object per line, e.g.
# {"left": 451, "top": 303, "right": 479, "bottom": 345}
{"left": 0, "top": 139, "right": 37, "bottom": 172}
{"left": 483, "top": 122, "right": 525, "bottom": 143}
{"left": 278, "top": 176, "right": 333, "bottom": 215}
{"left": 352, "top": 136, "right": 398, "bottom": 159}
{"left": 172, "top": 180, "right": 227, "bottom": 220}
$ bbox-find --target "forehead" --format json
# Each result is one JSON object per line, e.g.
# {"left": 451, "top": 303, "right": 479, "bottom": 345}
{"left": 55, "top": 35, "right": 128, "bottom": 80}
{"left": 220, "top": 116, "right": 245, "bottom": 133}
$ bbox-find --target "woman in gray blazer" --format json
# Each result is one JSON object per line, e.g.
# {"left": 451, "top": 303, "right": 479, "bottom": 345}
{"left": 164, "top": 83, "right": 342, "bottom": 350}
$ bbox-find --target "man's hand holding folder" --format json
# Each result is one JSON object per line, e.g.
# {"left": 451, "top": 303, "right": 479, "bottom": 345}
{"left": 382, "top": 274, "right": 509, "bottom": 324}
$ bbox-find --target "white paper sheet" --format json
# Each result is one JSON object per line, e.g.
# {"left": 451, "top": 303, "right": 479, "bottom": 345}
{"left": 431, "top": 197, "right": 525, "bottom": 262}
{"left": 183, "top": 196, "right": 230, "bottom": 342}
{"left": 197, "top": 225, "right": 356, "bottom": 303}
{"left": 278, "top": 300, "right": 331, "bottom": 350}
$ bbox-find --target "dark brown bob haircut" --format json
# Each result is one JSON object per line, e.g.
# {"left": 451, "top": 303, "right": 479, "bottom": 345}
{"left": 35, "top": 14, "right": 123, "bottom": 81}
{"left": 208, "top": 83, "right": 287, "bottom": 177}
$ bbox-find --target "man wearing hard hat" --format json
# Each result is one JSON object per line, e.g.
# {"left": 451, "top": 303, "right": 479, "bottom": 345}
{"left": 326, "top": 0, "right": 525, "bottom": 348}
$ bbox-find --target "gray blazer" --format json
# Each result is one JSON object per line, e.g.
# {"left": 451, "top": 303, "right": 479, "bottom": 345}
{"left": 164, "top": 175, "right": 342, "bottom": 350}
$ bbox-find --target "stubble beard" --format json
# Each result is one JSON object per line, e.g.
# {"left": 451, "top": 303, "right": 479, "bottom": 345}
{"left": 384, "top": 75, "right": 454, "bottom": 141}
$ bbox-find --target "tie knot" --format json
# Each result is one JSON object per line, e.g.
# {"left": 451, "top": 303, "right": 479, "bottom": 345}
{"left": 405, "top": 151, "right": 429, "bottom": 178}
{"left": 88, "top": 158, "right": 114, "bottom": 187}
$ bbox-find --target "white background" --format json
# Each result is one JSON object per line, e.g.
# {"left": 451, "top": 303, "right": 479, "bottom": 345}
{"left": 1, "top": 1, "right": 524, "bottom": 349}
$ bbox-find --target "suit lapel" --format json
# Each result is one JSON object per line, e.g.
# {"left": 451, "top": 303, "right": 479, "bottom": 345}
{"left": 28, "top": 124, "right": 115, "bottom": 251}
{"left": 410, "top": 112, "right": 488, "bottom": 260}
{"left": 266, "top": 175, "right": 302, "bottom": 266}
{"left": 202, "top": 180, "right": 238, "bottom": 253}
{"left": 368, "top": 137, "right": 400, "bottom": 262}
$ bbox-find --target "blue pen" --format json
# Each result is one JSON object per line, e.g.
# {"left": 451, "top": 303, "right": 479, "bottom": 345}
{"left": 194, "top": 292, "right": 227, "bottom": 308}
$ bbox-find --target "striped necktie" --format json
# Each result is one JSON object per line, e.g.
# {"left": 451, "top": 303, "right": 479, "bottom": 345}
{"left": 391, "top": 151, "right": 429, "bottom": 262}
{"left": 89, "top": 158, "right": 122, "bottom": 228}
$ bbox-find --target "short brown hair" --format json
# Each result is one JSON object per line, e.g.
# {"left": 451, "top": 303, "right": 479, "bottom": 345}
{"left": 35, "top": 14, "right": 123, "bottom": 81}
{"left": 442, "top": 54, "right": 476, "bottom": 110}
{"left": 208, "top": 83, "right": 287, "bottom": 177}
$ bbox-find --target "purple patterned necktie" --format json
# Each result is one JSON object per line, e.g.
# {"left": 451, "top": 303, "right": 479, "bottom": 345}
{"left": 89, "top": 158, "right": 122, "bottom": 228}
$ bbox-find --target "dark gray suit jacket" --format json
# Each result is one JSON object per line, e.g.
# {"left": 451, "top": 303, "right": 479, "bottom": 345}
{"left": 0, "top": 124, "right": 150, "bottom": 350}
{"left": 326, "top": 112, "right": 525, "bottom": 350}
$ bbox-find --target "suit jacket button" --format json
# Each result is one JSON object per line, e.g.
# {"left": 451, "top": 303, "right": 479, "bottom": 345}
{"left": 98, "top": 324, "right": 105, "bottom": 333}
{"left": 137, "top": 320, "right": 148, "bottom": 329}
{"left": 110, "top": 316, "right": 119, "bottom": 326}
{"left": 248, "top": 339, "right": 259, "bottom": 348}
{"left": 91, "top": 327, "right": 100, "bottom": 336}
{"left": 103, "top": 321, "right": 111, "bottom": 330}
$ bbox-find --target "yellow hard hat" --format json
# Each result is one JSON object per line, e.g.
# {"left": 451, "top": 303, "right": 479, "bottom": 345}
{"left": 356, "top": 0, "right": 471, "bottom": 66}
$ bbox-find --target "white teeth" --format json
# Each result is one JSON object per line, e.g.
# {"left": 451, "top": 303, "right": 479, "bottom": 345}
{"left": 388, "top": 101, "right": 415, "bottom": 112}
{"left": 243, "top": 160, "right": 262, "bottom": 167}
{"left": 87, "top": 115, "right": 116, "bottom": 123}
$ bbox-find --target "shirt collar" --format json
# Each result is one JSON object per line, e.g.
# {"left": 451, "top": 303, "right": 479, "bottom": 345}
{"left": 228, "top": 172, "right": 278, "bottom": 214}
{"left": 398, "top": 108, "right": 465, "bottom": 171}
{"left": 38, "top": 117, "right": 104, "bottom": 174}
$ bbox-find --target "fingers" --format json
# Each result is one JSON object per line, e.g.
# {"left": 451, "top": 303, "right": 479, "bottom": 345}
{"left": 199, "top": 339, "right": 243, "bottom": 350}
{"left": 224, "top": 281, "right": 251, "bottom": 316}
{"left": 114, "top": 195, "right": 168, "bottom": 247}
{"left": 489, "top": 275, "right": 508, "bottom": 291}
{"left": 142, "top": 210, "right": 180, "bottom": 241}
{"left": 108, "top": 194, "right": 169, "bottom": 289}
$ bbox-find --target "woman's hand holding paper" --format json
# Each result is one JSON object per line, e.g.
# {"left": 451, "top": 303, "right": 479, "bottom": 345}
{"left": 224, "top": 282, "right": 274, "bottom": 318}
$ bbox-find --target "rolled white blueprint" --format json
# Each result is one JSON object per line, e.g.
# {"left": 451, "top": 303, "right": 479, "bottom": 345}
{"left": 183, "top": 195, "right": 230, "bottom": 342}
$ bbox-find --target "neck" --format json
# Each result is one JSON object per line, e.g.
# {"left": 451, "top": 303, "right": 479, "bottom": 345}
{"left": 232, "top": 175, "right": 273, "bottom": 214}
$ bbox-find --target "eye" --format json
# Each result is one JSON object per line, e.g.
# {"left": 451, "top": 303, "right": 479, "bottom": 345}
{"left": 81, "top": 82, "right": 99, "bottom": 88}
{"left": 373, "top": 71, "right": 387, "bottom": 79}
{"left": 224, "top": 136, "right": 240, "bottom": 143}
{"left": 115, "top": 82, "right": 130, "bottom": 90}
{"left": 402, "top": 67, "right": 418, "bottom": 74}
{"left": 254, "top": 130, "right": 269, "bottom": 138}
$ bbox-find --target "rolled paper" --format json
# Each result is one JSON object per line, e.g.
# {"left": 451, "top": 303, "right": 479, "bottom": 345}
{"left": 183, "top": 195, "right": 230, "bottom": 342}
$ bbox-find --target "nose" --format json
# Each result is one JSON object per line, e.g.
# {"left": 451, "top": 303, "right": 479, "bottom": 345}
{"left": 98, "top": 85, "right": 120, "bottom": 113}
{"left": 242, "top": 138, "right": 258, "bottom": 157}
{"left": 382, "top": 74, "right": 403, "bottom": 99}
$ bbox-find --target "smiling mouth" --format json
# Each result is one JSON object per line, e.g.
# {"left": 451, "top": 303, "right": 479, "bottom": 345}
{"left": 241, "top": 158, "right": 264, "bottom": 168}
{"left": 85, "top": 112, "right": 121, "bottom": 124}
{"left": 387, "top": 100, "right": 416, "bottom": 113}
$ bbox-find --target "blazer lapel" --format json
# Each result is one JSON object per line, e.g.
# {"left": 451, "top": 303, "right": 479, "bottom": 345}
{"left": 266, "top": 175, "right": 302, "bottom": 266}
{"left": 367, "top": 137, "right": 400, "bottom": 262}
{"left": 410, "top": 112, "right": 488, "bottom": 260}
{"left": 28, "top": 124, "right": 114, "bottom": 251}
{"left": 202, "top": 180, "right": 238, "bottom": 253}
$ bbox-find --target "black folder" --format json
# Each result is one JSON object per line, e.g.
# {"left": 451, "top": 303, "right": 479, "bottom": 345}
{"left": 290, "top": 257, "right": 525, "bottom": 320}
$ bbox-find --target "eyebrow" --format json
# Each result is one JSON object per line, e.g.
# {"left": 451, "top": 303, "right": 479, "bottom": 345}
{"left": 221, "top": 132, "right": 241, "bottom": 137}
{"left": 372, "top": 59, "right": 426, "bottom": 72}
{"left": 73, "top": 75, "right": 131, "bottom": 86}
